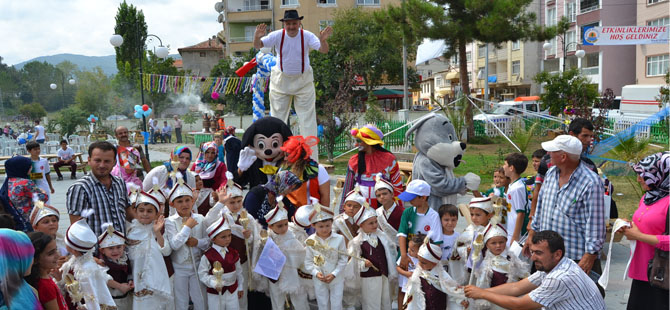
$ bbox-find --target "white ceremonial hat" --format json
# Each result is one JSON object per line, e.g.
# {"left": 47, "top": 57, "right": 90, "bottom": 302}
{"left": 168, "top": 172, "right": 194, "bottom": 203}
{"left": 98, "top": 223, "right": 126, "bottom": 248}
{"left": 29, "top": 199, "right": 59, "bottom": 227}
{"left": 207, "top": 215, "right": 231, "bottom": 239}
{"left": 483, "top": 223, "right": 508, "bottom": 244}
{"left": 307, "top": 197, "right": 335, "bottom": 224}
{"left": 353, "top": 204, "right": 377, "bottom": 226}
{"left": 225, "top": 171, "right": 244, "bottom": 198}
{"left": 373, "top": 173, "right": 394, "bottom": 193}
{"left": 136, "top": 191, "right": 161, "bottom": 211}
{"left": 469, "top": 196, "right": 493, "bottom": 214}
{"left": 418, "top": 236, "right": 442, "bottom": 264}
{"left": 344, "top": 185, "right": 367, "bottom": 207}
{"left": 65, "top": 218, "right": 98, "bottom": 253}
{"left": 293, "top": 203, "right": 312, "bottom": 228}
{"left": 264, "top": 196, "right": 288, "bottom": 225}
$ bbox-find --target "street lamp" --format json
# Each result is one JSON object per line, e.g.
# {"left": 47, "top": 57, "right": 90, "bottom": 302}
{"left": 50, "top": 74, "right": 76, "bottom": 109}
{"left": 110, "top": 25, "right": 168, "bottom": 162}
{"left": 543, "top": 38, "right": 585, "bottom": 72}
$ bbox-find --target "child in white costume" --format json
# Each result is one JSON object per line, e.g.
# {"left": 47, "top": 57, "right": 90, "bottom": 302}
{"left": 165, "top": 176, "right": 209, "bottom": 310}
{"left": 303, "top": 200, "right": 347, "bottom": 310}
{"left": 290, "top": 199, "right": 317, "bottom": 301}
{"left": 454, "top": 197, "right": 494, "bottom": 284}
{"left": 402, "top": 237, "right": 464, "bottom": 310}
{"left": 198, "top": 215, "right": 245, "bottom": 310}
{"left": 470, "top": 223, "right": 529, "bottom": 310}
{"left": 98, "top": 223, "right": 134, "bottom": 309}
{"left": 333, "top": 187, "right": 365, "bottom": 246}
{"left": 59, "top": 217, "right": 116, "bottom": 310}
{"left": 205, "top": 172, "right": 260, "bottom": 310}
{"left": 29, "top": 198, "right": 67, "bottom": 255}
{"left": 126, "top": 192, "right": 173, "bottom": 309}
{"left": 255, "top": 198, "right": 310, "bottom": 310}
{"left": 346, "top": 204, "right": 398, "bottom": 310}
{"left": 373, "top": 174, "right": 400, "bottom": 247}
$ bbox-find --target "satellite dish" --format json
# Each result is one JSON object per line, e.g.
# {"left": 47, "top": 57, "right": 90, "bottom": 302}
{"left": 217, "top": 13, "right": 225, "bottom": 23}
{"left": 215, "top": 2, "right": 225, "bottom": 13}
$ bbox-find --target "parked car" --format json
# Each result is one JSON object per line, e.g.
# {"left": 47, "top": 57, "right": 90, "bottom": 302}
{"left": 474, "top": 97, "right": 547, "bottom": 121}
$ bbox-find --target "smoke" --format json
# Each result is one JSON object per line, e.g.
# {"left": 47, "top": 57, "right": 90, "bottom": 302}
{"left": 167, "top": 80, "right": 213, "bottom": 115}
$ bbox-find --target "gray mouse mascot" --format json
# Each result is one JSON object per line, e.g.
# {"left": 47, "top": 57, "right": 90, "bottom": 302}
{"left": 406, "top": 113, "right": 481, "bottom": 210}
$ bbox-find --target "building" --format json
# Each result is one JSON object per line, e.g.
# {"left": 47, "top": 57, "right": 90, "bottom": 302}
{"left": 215, "top": 0, "right": 401, "bottom": 57}
{"left": 177, "top": 36, "right": 225, "bottom": 76}
{"left": 635, "top": 0, "right": 669, "bottom": 85}
{"left": 542, "top": 0, "right": 638, "bottom": 95}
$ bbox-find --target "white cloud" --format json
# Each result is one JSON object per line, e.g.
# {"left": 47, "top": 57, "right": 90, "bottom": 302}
{"left": 0, "top": 0, "right": 222, "bottom": 66}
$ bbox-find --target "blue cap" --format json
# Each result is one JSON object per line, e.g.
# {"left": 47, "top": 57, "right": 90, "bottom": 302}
{"left": 398, "top": 191, "right": 418, "bottom": 202}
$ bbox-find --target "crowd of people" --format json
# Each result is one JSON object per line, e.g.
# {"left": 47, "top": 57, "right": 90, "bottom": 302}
{"left": 0, "top": 114, "right": 666, "bottom": 310}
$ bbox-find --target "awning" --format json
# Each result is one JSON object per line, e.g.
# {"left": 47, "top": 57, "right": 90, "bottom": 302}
{"left": 372, "top": 88, "right": 405, "bottom": 99}
{"left": 445, "top": 72, "right": 459, "bottom": 80}
{"left": 514, "top": 96, "right": 540, "bottom": 101}
{"left": 487, "top": 76, "right": 497, "bottom": 83}
{"left": 436, "top": 89, "right": 453, "bottom": 96}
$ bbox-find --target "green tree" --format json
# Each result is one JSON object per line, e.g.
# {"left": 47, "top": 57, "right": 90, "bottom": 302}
{"left": 210, "top": 48, "right": 257, "bottom": 127}
{"left": 113, "top": 0, "right": 147, "bottom": 89}
{"left": 143, "top": 51, "right": 182, "bottom": 114}
{"left": 0, "top": 57, "right": 28, "bottom": 113}
{"left": 318, "top": 61, "right": 358, "bottom": 163}
{"left": 19, "top": 103, "right": 47, "bottom": 120}
{"left": 20, "top": 61, "right": 62, "bottom": 111}
{"left": 74, "top": 68, "right": 112, "bottom": 116}
{"left": 385, "top": 0, "right": 554, "bottom": 140}
{"left": 533, "top": 68, "right": 599, "bottom": 116}
{"left": 52, "top": 105, "right": 89, "bottom": 137}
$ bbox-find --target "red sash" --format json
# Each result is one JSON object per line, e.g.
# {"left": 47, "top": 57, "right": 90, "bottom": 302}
{"left": 203, "top": 247, "right": 239, "bottom": 294}
{"left": 280, "top": 28, "right": 304, "bottom": 73}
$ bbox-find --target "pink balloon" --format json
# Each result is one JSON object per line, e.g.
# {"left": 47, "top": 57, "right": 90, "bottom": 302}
{"left": 211, "top": 92, "right": 220, "bottom": 100}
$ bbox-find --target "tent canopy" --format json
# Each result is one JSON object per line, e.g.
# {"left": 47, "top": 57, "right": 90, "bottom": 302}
{"left": 372, "top": 88, "right": 406, "bottom": 99}
{"left": 514, "top": 96, "right": 540, "bottom": 101}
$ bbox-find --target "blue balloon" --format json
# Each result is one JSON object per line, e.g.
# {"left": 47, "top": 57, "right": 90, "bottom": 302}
{"left": 18, "top": 138, "right": 26, "bottom": 144}
{"left": 134, "top": 105, "right": 142, "bottom": 112}
{"left": 134, "top": 111, "right": 142, "bottom": 119}
{"left": 143, "top": 108, "right": 152, "bottom": 117}
{"left": 27, "top": 134, "right": 33, "bottom": 140}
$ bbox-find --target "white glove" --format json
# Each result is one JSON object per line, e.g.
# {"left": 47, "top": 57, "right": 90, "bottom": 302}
{"left": 463, "top": 172, "right": 481, "bottom": 191}
{"left": 237, "top": 147, "right": 257, "bottom": 172}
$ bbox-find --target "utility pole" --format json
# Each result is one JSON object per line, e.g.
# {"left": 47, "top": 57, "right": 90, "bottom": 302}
{"left": 402, "top": 39, "right": 408, "bottom": 110}
{"left": 484, "top": 44, "right": 489, "bottom": 102}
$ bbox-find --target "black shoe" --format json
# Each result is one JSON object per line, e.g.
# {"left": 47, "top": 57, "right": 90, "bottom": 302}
{"left": 57, "top": 176, "right": 63, "bottom": 181}
{"left": 71, "top": 175, "right": 76, "bottom": 180}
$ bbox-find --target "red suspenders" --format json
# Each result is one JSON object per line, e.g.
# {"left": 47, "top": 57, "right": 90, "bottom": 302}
{"left": 279, "top": 28, "right": 305, "bottom": 73}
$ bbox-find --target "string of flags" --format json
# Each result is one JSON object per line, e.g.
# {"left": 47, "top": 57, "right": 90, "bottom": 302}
{"left": 142, "top": 73, "right": 269, "bottom": 96}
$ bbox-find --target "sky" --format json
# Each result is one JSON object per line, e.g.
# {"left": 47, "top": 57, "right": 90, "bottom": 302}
{"left": 0, "top": 0, "right": 223, "bottom": 66}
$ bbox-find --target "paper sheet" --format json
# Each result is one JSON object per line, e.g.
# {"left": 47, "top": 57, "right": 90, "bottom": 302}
{"left": 598, "top": 219, "right": 635, "bottom": 289}
{"left": 253, "top": 237, "right": 286, "bottom": 281}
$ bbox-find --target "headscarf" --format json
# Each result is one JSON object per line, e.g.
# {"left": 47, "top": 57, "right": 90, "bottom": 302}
{"left": 631, "top": 151, "right": 670, "bottom": 205}
{"left": 258, "top": 170, "right": 302, "bottom": 221}
{"left": 165, "top": 146, "right": 192, "bottom": 189}
{"left": 193, "top": 142, "right": 219, "bottom": 179}
{"left": 0, "top": 229, "right": 41, "bottom": 310}
{"left": 351, "top": 124, "right": 384, "bottom": 146}
{"left": 224, "top": 126, "right": 236, "bottom": 137}
{"left": 0, "top": 157, "right": 34, "bottom": 232}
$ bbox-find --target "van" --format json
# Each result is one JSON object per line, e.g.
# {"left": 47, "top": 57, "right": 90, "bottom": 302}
{"left": 620, "top": 84, "right": 666, "bottom": 118}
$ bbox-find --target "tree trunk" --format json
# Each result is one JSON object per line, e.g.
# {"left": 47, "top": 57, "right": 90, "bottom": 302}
{"left": 459, "top": 40, "right": 474, "bottom": 141}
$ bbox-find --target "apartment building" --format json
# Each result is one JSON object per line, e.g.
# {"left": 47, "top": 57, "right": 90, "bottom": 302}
{"left": 216, "top": 0, "right": 400, "bottom": 57}
{"left": 177, "top": 36, "right": 225, "bottom": 76}
{"left": 542, "top": 0, "right": 638, "bottom": 95}
{"left": 635, "top": 0, "right": 669, "bottom": 84}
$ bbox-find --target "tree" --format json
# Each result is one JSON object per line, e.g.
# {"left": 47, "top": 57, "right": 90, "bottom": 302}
{"left": 52, "top": 105, "right": 88, "bottom": 137}
{"left": 143, "top": 51, "right": 181, "bottom": 114}
{"left": 210, "top": 48, "right": 257, "bottom": 127}
{"left": 318, "top": 61, "right": 358, "bottom": 163}
{"left": 74, "top": 68, "right": 112, "bottom": 116}
{"left": 20, "top": 61, "right": 63, "bottom": 111}
{"left": 113, "top": 0, "right": 147, "bottom": 89}
{"left": 384, "top": 0, "right": 554, "bottom": 140}
{"left": 19, "top": 103, "right": 47, "bottom": 120}
{"left": 533, "top": 68, "right": 599, "bottom": 116}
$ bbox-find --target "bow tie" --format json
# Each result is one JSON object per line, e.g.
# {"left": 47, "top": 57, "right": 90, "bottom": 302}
{"left": 259, "top": 165, "right": 279, "bottom": 175}
{"left": 363, "top": 233, "right": 378, "bottom": 248}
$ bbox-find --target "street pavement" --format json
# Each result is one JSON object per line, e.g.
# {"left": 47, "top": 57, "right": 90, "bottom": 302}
{"left": 4, "top": 147, "right": 632, "bottom": 309}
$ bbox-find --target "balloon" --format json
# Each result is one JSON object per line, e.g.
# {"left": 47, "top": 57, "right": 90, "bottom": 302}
{"left": 18, "top": 138, "right": 26, "bottom": 144}
{"left": 134, "top": 105, "right": 142, "bottom": 112}
{"left": 211, "top": 92, "right": 219, "bottom": 100}
{"left": 91, "top": 119, "right": 96, "bottom": 123}
{"left": 143, "top": 108, "right": 152, "bottom": 117}
{"left": 134, "top": 112, "right": 142, "bottom": 119}
{"left": 142, "top": 104, "right": 149, "bottom": 111}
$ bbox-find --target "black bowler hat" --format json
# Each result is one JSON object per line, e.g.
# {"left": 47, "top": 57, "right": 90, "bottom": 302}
{"left": 280, "top": 10, "right": 303, "bottom": 21}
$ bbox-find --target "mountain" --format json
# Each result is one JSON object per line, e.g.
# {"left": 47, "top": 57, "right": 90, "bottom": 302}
{"left": 12, "top": 53, "right": 182, "bottom": 76}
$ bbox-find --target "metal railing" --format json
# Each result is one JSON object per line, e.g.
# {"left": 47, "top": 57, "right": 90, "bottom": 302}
{"left": 228, "top": 4, "right": 271, "bottom": 11}
{"left": 582, "top": 66, "right": 599, "bottom": 75}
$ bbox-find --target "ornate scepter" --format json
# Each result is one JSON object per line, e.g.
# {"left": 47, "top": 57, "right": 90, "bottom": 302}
{"left": 64, "top": 274, "right": 84, "bottom": 309}
{"left": 238, "top": 210, "right": 254, "bottom": 291}
{"left": 213, "top": 261, "right": 224, "bottom": 309}
{"left": 305, "top": 239, "right": 380, "bottom": 272}
{"left": 332, "top": 186, "right": 343, "bottom": 210}
{"left": 468, "top": 233, "right": 485, "bottom": 285}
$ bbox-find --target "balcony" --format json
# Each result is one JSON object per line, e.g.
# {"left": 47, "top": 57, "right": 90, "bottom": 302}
{"left": 229, "top": 36, "right": 252, "bottom": 43}
{"left": 496, "top": 48, "right": 508, "bottom": 60}
{"left": 228, "top": 0, "right": 271, "bottom": 12}
{"left": 227, "top": 0, "right": 272, "bottom": 22}
{"left": 497, "top": 72, "right": 509, "bottom": 83}
{"left": 582, "top": 66, "right": 599, "bottom": 76}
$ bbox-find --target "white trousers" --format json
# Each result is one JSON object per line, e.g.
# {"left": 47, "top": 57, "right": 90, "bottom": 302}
{"left": 269, "top": 66, "right": 318, "bottom": 160}
{"left": 312, "top": 277, "right": 344, "bottom": 310}
{"left": 360, "top": 275, "right": 391, "bottom": 310}
{"left": 207, "top": 292, "right": 239, "bottom": 310}
{"left": 268, "top": 281, "right": 310, "bottom": 310}
{"left": 238, "top": 261, "right": 249, "bottom": 310}
{"left": 112, "top": 295, "right": 132, "bottom": 310}
{"left": 173, "top": 264, "right": 206, "bottom": 310}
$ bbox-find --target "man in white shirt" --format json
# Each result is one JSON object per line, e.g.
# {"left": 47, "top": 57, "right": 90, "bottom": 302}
{"left": 253, "top": 9, "right": 332, "bottom": 159}
{"left": 33, "top": 120, "right": 46, "bottom": 144}
{"left": 54, "top": 139, "right": 77, "bottom": 180}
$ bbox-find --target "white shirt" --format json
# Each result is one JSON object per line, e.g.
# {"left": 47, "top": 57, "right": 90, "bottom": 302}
{"left": 441, "top": 232, "right": 460, "bottom": 260}
{"left": 304, "top": 232, "right": 347, "bottom": 278}
{"left": 31, "top": 158, "right": 50, "bottom": 199}
{"left": 58, "top": 147, "right": 75, "bottom": 161}
{"left": 261, "top": 29, "right": 321, "bottom": 75}
{"left": 197, "top": 244, "right": 244, "bottom": 291}
{"left": 505, "top": 178, "right": 528, "bottom": 243}
{"left": 164, "top": 213, "right": 210, "bottom": 265}
{"left": 528, "top": 257, "right": 605, "bottom": 310}
{"left": 34, "top": 125, "right": 45, "bottom": 140}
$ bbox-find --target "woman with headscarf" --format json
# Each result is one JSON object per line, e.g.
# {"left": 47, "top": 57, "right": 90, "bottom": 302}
{"left": 144, "top": 146, "right": 197, "bottom": 192}
{"left": 341, "top": 124, "right": 403, "bottom": 209}
{"left": 621, "top": 151, "right": 669, "bottom": 309}
{"left": 0, "top": 156, "right": 48, "bottom": 232}
{"left": 280, "top": 135, "right": 330, "bottom": 207}
{"left": 243, "top": 170, "right": 302, "bottom": 229}
{"left": 0, "top": 228, "right": 42, "bottom": 310}
{"left": 190, "top": 141, "right": 228, "bottom": 215}
{"left": 111, "top": 145, "right": 143, "bottom": 193}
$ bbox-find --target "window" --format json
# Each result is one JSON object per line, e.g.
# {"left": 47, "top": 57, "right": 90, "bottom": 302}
{"left": 512, "top": 40, "right": 520, "bottom": 50}
{"left": 356, "top": 0, "right": 379, "bottom": 5}
{"left": 512, "top": 61, "right": 521, "bottom": 75}
{"left": 435, "top": 76, "right": 443, "bottom": 87}
{"left": 580, "top": 0, "right": 599, "bottom": 13}
{"left": 318, "top": 0, "right": 336, "bottom": 5}
{"left": 478, "top": 44, "right": 486, "bottom": 58}
{"left": 427, "top": 70, "right": 432, "bottom": 77}
{"left": 566, "top": 31, "right": 577, "bottom": 51}
{"left": 648, "top": 0, "right": 667, "bottom": 4}
{"left": 546, "top": 7, "right": 556, "bottom": 26}
{"left": 319, "top": 20, "right": 334, "bottom": 30}
{"left": 245, "top": 26, "right": 256, "bottom": 41}
{"left": 546, "top": 38, "right": 557, "bottom": 55}
{"left": 199, "top": 52, "right": 206, "bottom": 57}
{"left": 647, "top": 54, "right": 669, "bottom": 76}
{"left": 466, "top": 51, "right": 472, "bottom": 62}
{"left": 647, "top": 17, "right": 670, "bottom": 26}
{"left": 282, "top": 0, "right": 298, "bottom": 6}
{"left": 566, "top": 2, "right": 576, "bottom": 22}
{"left": 478, "top": 67, "right": 485, "bottom": 79}
{"left": 451, "top": 55, "right": 458, "bottom": 65}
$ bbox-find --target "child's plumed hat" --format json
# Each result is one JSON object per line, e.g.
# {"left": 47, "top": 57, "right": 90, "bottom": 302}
{"left": 65, "top": 210, "right": 97, "bottom": 253}
{"left": 344, "top": 184, "right": 367, "bottom": 207}
{"left": 98, "top": 223, "right": 126, "bottom": 249}
{"left": 128, "top": 183, "right": 140, "bottom": 205}
{"left": 307, "top": 197, "right": 335, "bottom": 224}
{"left": 29, "top": 195, "right": 59, "bottom": 227}
{"left": 136, "top": 191, "right": 161, "bottom": 211}
{"left": 469, "top": 196, "right": 493, "bottom": 214}
{"left": 264, "top": 196, "right": 288, "bottom": 225}
{"left": 168, "top": 172, "right": 194, "bottom": 203}
{"left": 293, "top": 202, "right": 312, "bottom": 228}
{"left": 353, "top": 203, "right": 377, "bottom": 226}
{"left": 207, "top": 215, "right": 231, "bottom": 239}
{"left": 225, "top": 171, "right": 243, "bottom": 198}
{"left": 373, "top": 173, "right": 394, "bottom": 193}
{"left": 417, "top": 236, "right": 442, "bottom": 264}
{"left": 483, "top": 223, "right": 508, "bottom": 244}
{"left": 148, "top": 176, "right": 167, "bottom": 205}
